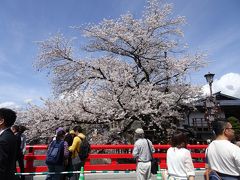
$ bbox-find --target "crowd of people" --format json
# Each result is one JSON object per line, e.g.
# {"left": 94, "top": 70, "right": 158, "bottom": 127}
{"left": 45, "top": 126, "right": 88, "bottom": 180}
{"left": 132, "top": 121, "right": 240, "bottom": 180}
{"left": 1, "top": 107, "right": 240, "bottom": 180}
{"left": 0, "top": 108, "right": 88, "bottom": 180}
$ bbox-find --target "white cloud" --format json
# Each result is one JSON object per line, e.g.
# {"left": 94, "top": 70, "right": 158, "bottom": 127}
{"left": 0, "top": 101, "right": 20, "bottom": 109}
{"left": 202, "top": 73, "right": 240, "bottom": 98}
{"left": 23, "top": 98, "right": 33, "bottom": 103}
{"left": 0, "top": 83, "right": 50, "bottom": 108}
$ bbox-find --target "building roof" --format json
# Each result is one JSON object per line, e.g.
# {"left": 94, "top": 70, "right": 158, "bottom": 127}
{"left": 214, "top": 91, "right": 239, "bottom": 100}
{"left": 219, "top": 100, "right": 240, "bottom": 106}
{"left": 195, "top": 92, "right": 240, "bottom": 107}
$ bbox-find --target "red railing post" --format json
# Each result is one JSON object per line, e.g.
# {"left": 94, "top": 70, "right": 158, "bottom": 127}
{"left": 111, "top": 158, "right": 118, "bottom": 165}
{"left": 25, "top": 146, "right": 35, "bottom": 172}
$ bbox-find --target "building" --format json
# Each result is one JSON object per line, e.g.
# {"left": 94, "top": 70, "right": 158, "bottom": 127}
{"left": 183, "top": 92, "right": 240, "bottom": 141}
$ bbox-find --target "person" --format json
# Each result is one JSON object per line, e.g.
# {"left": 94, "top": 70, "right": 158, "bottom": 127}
{"left": 132, "top": 128, "right": 155, "bottom": 180}
{"left": 46, "top": 129, "right": 69, "bottom": 180}
{"left": 64, "top": 129, "right": 75, "bottom": 180}
{"left": 11, "top": 124, "right": 25, "bottom": 180}
{"left": 19, "top": 125, "right": 27, "bottom": 180}
{"left": 65, "top": 129, "right": 75, "bottom": 147}
{"left": 0, "top": 108, "right": 17, "bottom": 180}
{"left": 52, "top": 127, "right": 64, "bottom": 141}
{"left": 206, "top": 120, "right": 240, "bottom": 179}
{"left": 19, "top": 125, "right": 27, "bottom": 155}
{"left": 69, "top": 126, "right": 86, "bottom": 180}
{"left": 167, "top": 132, "right": 195, "bottom": 180}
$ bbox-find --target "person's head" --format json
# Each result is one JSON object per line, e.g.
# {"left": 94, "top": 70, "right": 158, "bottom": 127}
{"left": 134, "top": 128, "right": 144, "bottom": 139}
{"left": 55, "top": 127, "right": 64, "bottom": 135}
{"left": 70, "top": 130, "right": 75, "bottom": 137}
{"left": 73, "top": 126, "right": 83, "bottom": 135}
{"left": 56, "top": 130, "right": 65, "bottom": 141}
{"left": 19, "top": 125, "right": 27, "bottom": 134}
{"left": 0, "top": 108, "right": 17, "bottom": 129}
{"left": 170, "top": 132, "right": 187, "bottom": 148}
{"left": 11, "top": 124, "right": 19, "bottom": 134}
{"left": 212, "top": 120, "right": 235, "bottom": 141}
{"left": 65, "top": 127, "right": 70, "bottom": 133}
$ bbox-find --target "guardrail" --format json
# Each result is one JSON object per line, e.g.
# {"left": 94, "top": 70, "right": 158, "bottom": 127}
{"left": 18, "top": 144, "right": 207, "bottom": 172}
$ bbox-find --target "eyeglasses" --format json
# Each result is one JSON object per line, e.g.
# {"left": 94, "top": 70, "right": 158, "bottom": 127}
{"left": 225, "top": 127, "right": 236, "bottom": 130}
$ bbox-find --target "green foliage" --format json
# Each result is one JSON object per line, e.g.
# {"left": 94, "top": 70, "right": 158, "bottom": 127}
{"left": 228, "top": 116, "right": 240, "bottom": 139}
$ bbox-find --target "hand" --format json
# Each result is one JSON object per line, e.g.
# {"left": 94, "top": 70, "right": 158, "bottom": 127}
{"left": 188, "top": 175, "right": 195, "bottom": 180}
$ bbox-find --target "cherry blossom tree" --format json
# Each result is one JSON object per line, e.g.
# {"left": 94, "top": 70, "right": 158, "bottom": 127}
{"left": 18, "top": 96, "right": 104, "bottom": 144}
{"left": 23, "top": 0, "right": 206, "bottom": 143}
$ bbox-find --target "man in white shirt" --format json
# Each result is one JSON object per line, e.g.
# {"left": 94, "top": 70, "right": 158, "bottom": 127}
{"left": 207, "top": 120, "right": 240, "bottom": 179}
{"left": 132, "top": 128, "right": 155, "bottom": 180}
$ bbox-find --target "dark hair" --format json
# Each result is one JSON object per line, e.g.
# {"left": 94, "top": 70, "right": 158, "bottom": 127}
{"left": 170, "top": 132, "right": 187, "bottom": 148}
{"left": 65, "top": 127, "right": 70, "bottom": 132}
{"left": 56, "top": 130, "right": 65, "bottom": 141}
{"left": 19, "top": 125, "right": 27, "bottom": 133}
{"left": 211, "top": 120, "right": 228, "bottom": 136}
{"left": 73, "top": 126, "right": 82, "bottom": 133}
{"left": 12, "top": 124, "right": 19, "bottom": 132}
{"left": 0, "top": 108, "right": 17, "bottom": 127}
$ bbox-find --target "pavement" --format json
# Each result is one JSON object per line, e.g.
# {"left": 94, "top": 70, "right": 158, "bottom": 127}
{"left": 23, "top": 170, "right": 205, "bottom": 180}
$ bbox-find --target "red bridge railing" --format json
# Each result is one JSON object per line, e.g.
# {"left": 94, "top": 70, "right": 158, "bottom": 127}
{"left": 20, "top": 144, "right": 207, "bottom": 172}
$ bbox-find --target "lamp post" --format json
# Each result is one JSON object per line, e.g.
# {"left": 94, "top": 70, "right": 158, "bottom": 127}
{"left": 164, "top": 51, "right": 169, "bottom": 93}
{"left": 204, "top": 72, "right": 215, "bottom": 128}
{"left": 204, "top": 72, "right": 215, "bottom": 97}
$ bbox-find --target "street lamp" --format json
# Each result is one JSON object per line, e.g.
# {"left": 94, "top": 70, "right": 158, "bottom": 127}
{"left": 164, "top": 51, "right": 169, "bottom": 93}
{"left": 204, "top": 72, "right": 215, "bottom": 128}
{"left": 204, "top": 72, "right": 215, "bottom": 96}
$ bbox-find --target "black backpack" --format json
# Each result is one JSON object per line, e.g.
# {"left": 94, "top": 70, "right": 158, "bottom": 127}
{"left": 78, "top": 137, "right": 91, "bottom": 160}
{"left": 46, "top": 140, "right": 64, "bottom": 165}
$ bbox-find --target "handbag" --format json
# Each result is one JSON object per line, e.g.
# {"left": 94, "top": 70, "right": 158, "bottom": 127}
{"left": 151, "top": 158, "right": 159, "bottom": 174}
{"left": 146, "top": 139, "right": 159, "bottom": 174}
{"left": 72, "top": 154, "right": 81, "bottom": 165}
{"left": 204, "top": 169, "right": 221, "bottom": 180}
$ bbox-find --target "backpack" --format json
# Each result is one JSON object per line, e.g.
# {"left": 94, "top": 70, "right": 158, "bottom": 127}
{"left": 78, "top": 137, "right": 91, "bottom": 160}
{"left": 46, "top": 140, "right": 64, "bottom": 165}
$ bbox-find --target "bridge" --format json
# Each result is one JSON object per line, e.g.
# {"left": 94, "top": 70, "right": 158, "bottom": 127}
{"left": 17, "top": 144, "right": 207, "bottom": 179}
{"left": 24, "top": 171, "right": 206, "bottom": 180}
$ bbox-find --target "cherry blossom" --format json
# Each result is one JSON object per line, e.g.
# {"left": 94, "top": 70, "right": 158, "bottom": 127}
{"left": 21, "top": 0, "right": 206, "bottom": 143}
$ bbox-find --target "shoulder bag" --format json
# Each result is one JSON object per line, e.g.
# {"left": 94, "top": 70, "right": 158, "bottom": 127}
{"left": 146, "top": 139, "right": 158, "bottom": 174}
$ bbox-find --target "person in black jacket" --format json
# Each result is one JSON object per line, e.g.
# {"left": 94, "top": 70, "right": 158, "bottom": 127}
{"left": 12, "top": 124, "right": 25, "bottom": 180}
{"left": 64, "top": 129, "right": 75, "bottom": 179}
{"left": 0, "top": 108, "right": 17, "bottom": 180}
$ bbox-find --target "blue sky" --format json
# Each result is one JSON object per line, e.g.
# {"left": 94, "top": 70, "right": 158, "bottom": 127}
{"left": 0, "top": 0, "right": 240, "bottom": 108}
